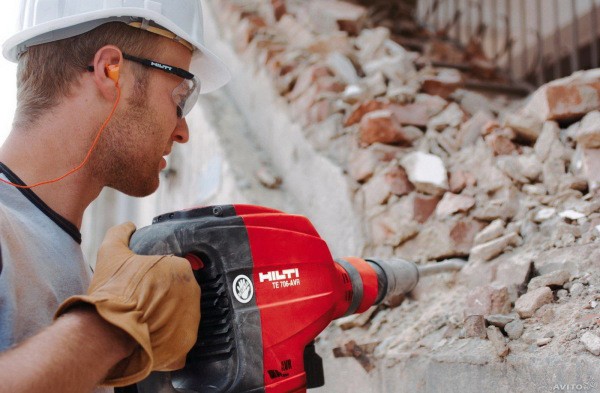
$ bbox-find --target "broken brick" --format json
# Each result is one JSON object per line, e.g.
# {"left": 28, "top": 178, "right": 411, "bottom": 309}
{"left": 359, "top": 110, "right": 412, "bottom": 146}
{"left": 413, "top": 194, "right": 441, "bottom": 223}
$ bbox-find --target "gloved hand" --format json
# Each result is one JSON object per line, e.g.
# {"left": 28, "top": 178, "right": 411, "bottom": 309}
{"left": 55, "top": 222, "right": 200, "bottom": 386}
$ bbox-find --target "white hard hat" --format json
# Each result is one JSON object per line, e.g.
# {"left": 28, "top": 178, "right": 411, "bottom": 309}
{"left": 2, "top": 0, "right": 230, "bottom": 94}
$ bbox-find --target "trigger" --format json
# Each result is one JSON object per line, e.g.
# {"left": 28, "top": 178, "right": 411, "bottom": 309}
{"left": 185, "top": 254, "right": 204, "bottom": 271}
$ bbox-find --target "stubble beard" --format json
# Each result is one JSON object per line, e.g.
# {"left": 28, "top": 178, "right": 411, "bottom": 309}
{"left": 92, "top": 78, "right": 164, "bottom": 197}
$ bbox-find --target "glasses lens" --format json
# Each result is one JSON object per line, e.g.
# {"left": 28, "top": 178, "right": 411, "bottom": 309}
{"left": 172, "top": 77, "right": 200, "bottom": 118}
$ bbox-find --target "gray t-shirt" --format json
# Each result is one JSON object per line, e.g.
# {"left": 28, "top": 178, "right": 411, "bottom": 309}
{"left": 0, "top": 163, "right": 112, "bottom": 393}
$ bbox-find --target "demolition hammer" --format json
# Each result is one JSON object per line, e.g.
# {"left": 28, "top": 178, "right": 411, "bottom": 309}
{"left": 123, "top": 204, "right": 464, "bottom": 393}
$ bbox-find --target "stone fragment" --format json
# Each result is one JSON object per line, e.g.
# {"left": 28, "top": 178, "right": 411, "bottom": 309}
{"left": 371, "top": 208, "right": 420, "bottom": 247}
{"left": 472, "top": 187, "right": 519, "bottom": 221}
{"left": 537, "top": 337, "right": 552, "bottom": 346}
{"left": 413, "top": 194, "right": 441, "bottom": 223}
{"left": 515, "top": 287, "right": 553, "bottom": 318}
{"left": 469, "top": 232, "right": 520, "bottom": 263}
{"left": 459, "top": 111, "right": 494, "bottom": 147}
{"left": 534, "top": 208, "right": 556, "bottom": 222}
{"left": 581, "top": 148, "right": 600, "bottom": 192}
{"left": 326, "top": 52, "right": 359, "bottom": 84}
{"left": 362, "top": 72, "right": 387, "bottom": 97}
{"left": 359, "top": 110, "right": 413, "bottom": 146}
{"left": 414, "top": 93, "right": 448, "bottom": 117}
{"left": 558, "top": 210, "right": 586, "bottom": 220}
{"left": 421, "top": 68, "right": 463, "bottom": 99}
{"left": 277, "top": 15, "right": 317, "bottom": 48}
{"left": 543, "top": 158, "right": 567, "bottom": 194}
{"left": 575, "top": 111, "right": 600, "bottom": 148}
{"left": 522, "top": 69, "right": 600, "bottom": 122}
{"left": 534, "top": 121, "right": 561, "bottom": 162}
{"left": 363, "top": 54, "right": 416, "bottom": 80}
{"left": 485, "top": 132, "right": 517, "bottom": 156}
{"left": 473, "top": 219, "right": 505, "bottom": 246}
{"left": 355, "top": 27, "right": 389, "bottom": 63}
{"left": 288, "top": 65, "right": 330, "bottom": 100}
{"left": 487, "top": 326, "right": 510, "bottom": 357}
{"left": 463, "top": 315, "right": 487, "bottom": 339}
{"left": 449, "top": 170, "right": 476, "bottom": 193}
{"left": 389, "top": 103, "right": 430, "bottom": 128}
{"left": 503, "top": 113, "right": 543, "bottom": 142}
{"left": 581, "top": 332, "right": 600, "bottom": 356}
{"left": 528, "top": 270, "right": 571, "bottom": 291}
{"left": 465, "top": 285, "right": 512, "bottom": 317}
{"left": 384, "top": 165, "right": 414, "bottom": 196}
{"left": 347, "top": 148, "right": 383, "bottom": 182}
{"left": 400, "top": 152, "right": 448, "bottom": 195}
{"left": 308, "top": 0, "right": 367, "bottom": 35}
{"left": 449, "top": 219, "right": 484, "bottom": 255}
{"left": 428, "top": 103, "right": 465, "bottom": 131}
{"left": 345, "top": 100, "right": 388, "bottom": 126}
{"left": 435, "top": 192, "right": 475, "bottom": 218}
{"left": 504, "top": 319, "right": 524, "bottom": 339}
{"left": 485, "top": 314, "right": 516, "bottom": 329}
{"left": 523, "top": 184, "right": 547, "bottom": 195}
{"left": 452, "top": 89, "right": 495, "bottom": 116}
{"left": 361, "top": 172, "right": 392, "bottom": 208}
{"left": 569, "top": 282, "right": 585, "bottom": 296}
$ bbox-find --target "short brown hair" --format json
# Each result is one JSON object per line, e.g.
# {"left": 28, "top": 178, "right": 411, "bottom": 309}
{"left": 15, "top": 22, "right": 165, "bottom": 128}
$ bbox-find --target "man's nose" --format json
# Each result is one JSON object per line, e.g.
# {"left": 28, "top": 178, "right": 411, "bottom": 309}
{"left": 172, "top": 117, "right": 189, "bottom": 144}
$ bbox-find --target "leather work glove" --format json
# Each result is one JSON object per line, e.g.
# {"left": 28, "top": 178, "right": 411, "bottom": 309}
{"left": 55, "top": 222, "right": 200, "bottom": 386}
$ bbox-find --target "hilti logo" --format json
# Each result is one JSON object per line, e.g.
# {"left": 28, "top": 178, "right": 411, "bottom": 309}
{"left": 259, "top": 269, "right": 300, "bottom": 283}
{"left": 151, "top": 62, "right": 173, "bottom": 71}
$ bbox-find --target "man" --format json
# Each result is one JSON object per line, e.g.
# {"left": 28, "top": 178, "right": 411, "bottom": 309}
{"left": 0, "top": 1, "right": 230, "bottom": 392}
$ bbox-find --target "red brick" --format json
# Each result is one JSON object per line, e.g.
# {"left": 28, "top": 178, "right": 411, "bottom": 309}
{"left": 271, "top": 0, "right": 286, "bottom": 21}
{"left": 413, "top": 194, "right": 441, "bottom": 223}
{"left": 345, "top": 100, "right": 389, "bottom": 127}
{"left": 450, "top": 219, "right": 484, "bottom": 254}
{"left": 523, "top": 70, "right": 600, "bottom": 122}
{"left": 359, "top": 110, "right": 412, "bottom": 146}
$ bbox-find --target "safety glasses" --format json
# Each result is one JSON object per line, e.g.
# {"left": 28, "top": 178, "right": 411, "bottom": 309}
{"left": 88, "top": 53, "right": 200, "bottom": 118}
{"left": 122, "top": 53, "right": 199, "bottom": 118}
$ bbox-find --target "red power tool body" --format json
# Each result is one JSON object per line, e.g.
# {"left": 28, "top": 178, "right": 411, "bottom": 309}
{"left": 126, "top": 204, "right": 419, "bottom": 393}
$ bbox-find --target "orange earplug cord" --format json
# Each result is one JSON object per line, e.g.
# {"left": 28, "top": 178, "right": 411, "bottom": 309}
{"left": 0, "top": 84, "right": 121, "bottom": 189}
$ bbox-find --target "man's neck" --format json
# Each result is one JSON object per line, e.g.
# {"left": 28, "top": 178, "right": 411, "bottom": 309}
{"left": 0, "top": 117, "right": 104, "bottom": 229}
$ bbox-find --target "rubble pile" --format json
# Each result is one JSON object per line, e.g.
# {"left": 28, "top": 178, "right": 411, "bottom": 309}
{"left": 211, "top": 0, "right": 600, "bottom": 375}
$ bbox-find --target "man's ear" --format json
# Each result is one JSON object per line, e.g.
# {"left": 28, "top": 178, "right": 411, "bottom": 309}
{"left": 91, "top": 45, "right": 123, "bottom": 100}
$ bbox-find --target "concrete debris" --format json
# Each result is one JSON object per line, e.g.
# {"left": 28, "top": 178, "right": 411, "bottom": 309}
{"left": 473, "top": 219, "right": 505, "bottom": 246}
{"left": 522, "top": 69, "right": 600, "bottom": 122}
{"left": 463, "top": 315, "right": 487, "bottom": 339}
{"left": 503, "top": 113, "right": 543, "bottom": 142}
{"left": 485, "top": 314, "right": 516, "bottom": 329}
{"left": 486, "top": 326, "right": 510, "bottom": 357}
{"left": 515, "top": 287, "right": 554, "bottom": 318}
{"left": 435, "top": 192, "right": 475, "bottom": 218}
{"left": 465, "top": 285, "right": 511, "bottom": 317}
{"left": 359, "top": 109, "right": 413, "bottom": 146}
{"left": 527, "top": 270, "right": 571, "bottom": 291}
{"left": 580, "top": 332, "right": 600, "bottom": 356}
{"left": 469, "top": 232, "right": 520, "bottom": 263}
{"left": 575, "top": 111, "right": 600, "bottom": 149}
{"left": 400, "top": 152, "right": 448, "bottom": 196}
{"left": 504, "top": 318, "right": 525, "bottom": 340}
{"left": 215, "top": 0, "right": 600, "bottom": 384}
